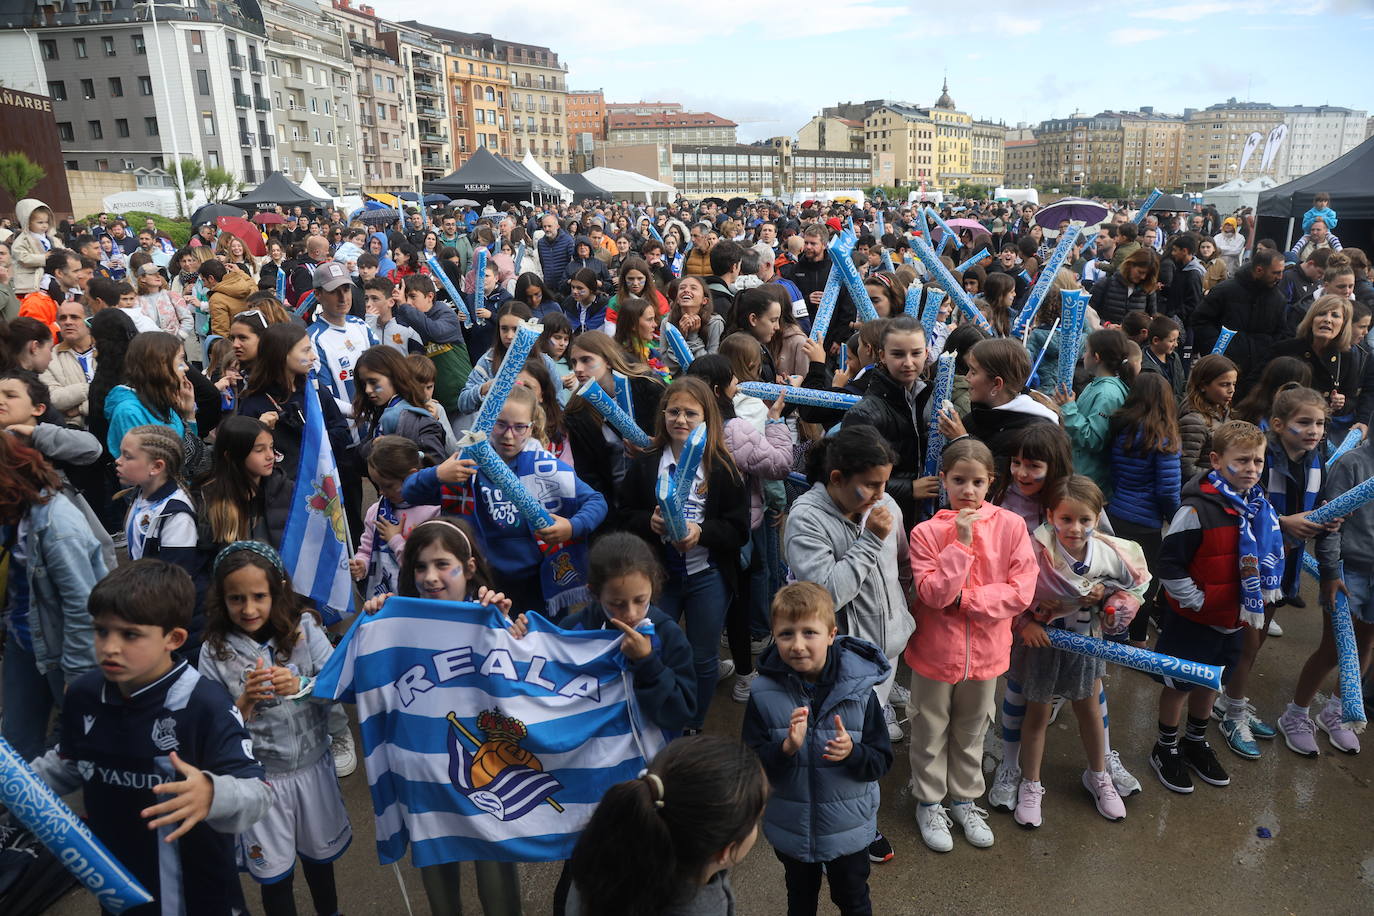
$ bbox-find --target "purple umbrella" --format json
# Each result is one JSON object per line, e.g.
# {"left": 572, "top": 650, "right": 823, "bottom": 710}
{"left": 1034, "top": 198, "right": 1109, "bottom": 228}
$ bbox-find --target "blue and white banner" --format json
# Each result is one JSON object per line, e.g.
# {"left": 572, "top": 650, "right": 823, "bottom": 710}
{"left": 279, "top": 372, "right": 354, "bottom": 624}
{"left": 314, "top": 598, "right": 665, "bottom": 865}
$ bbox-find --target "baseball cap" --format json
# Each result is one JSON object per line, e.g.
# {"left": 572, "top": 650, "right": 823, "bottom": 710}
{"left": 313, "top": 261, "right": 351, "bottom": 291}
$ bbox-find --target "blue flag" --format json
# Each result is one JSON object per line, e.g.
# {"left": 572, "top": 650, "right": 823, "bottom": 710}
{"left": 279, "top": 372, "right": 353, "bottom": 624}
{"left": 313, "top": 598, "right": 666, "bottom": 865}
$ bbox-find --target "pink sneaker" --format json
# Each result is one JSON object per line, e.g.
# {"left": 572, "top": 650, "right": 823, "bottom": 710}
{"left": 1316, "top": 698, "right": 1361, "bottom": 755}
{"left": 1277, "top": 707, "right": 1320, "bottom": 758}
{"left": 1013, "top": 779, "right": 1044, "bottom": 829}
{"left": 1082, "top": 769, "right": 1126, "bottom": 821}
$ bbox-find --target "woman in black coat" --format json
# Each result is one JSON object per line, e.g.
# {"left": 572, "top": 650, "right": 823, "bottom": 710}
{"left": 1268, "top": 294, "right": 1364, "bottom": 438}
{"left": 1090, "top": 246, "right": 1159, "bottom": 325}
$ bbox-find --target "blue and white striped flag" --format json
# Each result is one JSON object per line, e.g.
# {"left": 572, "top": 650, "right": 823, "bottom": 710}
{"left": 313, "top": 598, "right": 665, "bottom": 865}
{"left": 279, "top": 372, "right": 353, "bottom": 624}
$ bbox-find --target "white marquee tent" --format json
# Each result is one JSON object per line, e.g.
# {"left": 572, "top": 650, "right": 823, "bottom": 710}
{"left": 521, "top": 153, "right": 574, "bottom": 202}
{"left": 579, "top": 167, "right": 676, "bottom": 203}
{"left": 1202, "top": 176, "right": 1278, "bottom": 215}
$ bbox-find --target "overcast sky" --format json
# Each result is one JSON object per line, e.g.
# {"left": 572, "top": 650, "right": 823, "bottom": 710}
{"left": 384, "top": 0, "right": 1374, "bottom": 142}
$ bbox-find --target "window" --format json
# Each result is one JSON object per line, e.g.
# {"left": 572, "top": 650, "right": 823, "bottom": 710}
{"left": 48, "top": 81, "right": 66, "bottom": 101}
{"left": 74, "top": 37, "right": 86, "bottom": 58}
{"left": 139, "top": 76, "right": 153, "bottom": 95}
{"left": 326, "top": 130, "right": 333, "bottom": 144}
{"left": 208, "top": 150, "right": 220, "bottom": 168}
{"left": 88, "top": 120, "right": 103, "bottom": 139}
{"left": 132, "top": 35, "right": 145, "bottom": 55}
{"left": 309, "top": 98, "right": 317, "bottom": 113}
{"left": 81, "top": 78, "right": 95, "bottom": 99}
{"left": 201, "top": 113, "right": 215, "bottom": 136}
{"left": 65, "top": 160, "right": 78, "bottom": 170}
{"left": 102, "top": 36, "right": 115, "bottom": 56}
{"left": 145, "top": 116, "right": 159, "bottom": 136}
{"left": 387, "top": 77, "right": 395, "bottom": 93}
{"left": 57, "top": 122, "right": 74, "bottom": 142}
{"left": 40, "top": 39, "right": 57, "bottom": 60}
{"left": 485, "top": 87, "right": 494, "bottom": 102}
{"left": 197, "top": 70, "right": 210, "bottom": 96}
{"left": 313, "top": 128, "right": 321, "bottom": 143}
{"left": 95, "top": 159, "right": 109, "bottom": 171}
{"left": 274, "top": 92, "right": 283, "bottom": 109}
{"left": 190, "top": 31, "right": 203, "bottom": 53}
{"left": 323, "top": 99, "right": 331, "bottom": 115}
{"left": 108, "top": 77, "right": 123, "bottom": 97}
{"left": 116, "top": 118, "right": 129, "bottom": 137}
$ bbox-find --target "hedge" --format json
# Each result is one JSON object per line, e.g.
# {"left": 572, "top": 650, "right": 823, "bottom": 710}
{"left": 78, "top": 210, "right": 192, "bottom": 247}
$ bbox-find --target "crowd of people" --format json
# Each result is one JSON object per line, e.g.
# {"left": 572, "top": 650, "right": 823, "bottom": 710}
{"left": 1, "top": 185, "right": 1372, "bottom": 916}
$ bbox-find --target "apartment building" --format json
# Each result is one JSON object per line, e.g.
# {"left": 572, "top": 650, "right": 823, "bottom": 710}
{"left": 326, "top": 0, "right": 409, "bottom": 195}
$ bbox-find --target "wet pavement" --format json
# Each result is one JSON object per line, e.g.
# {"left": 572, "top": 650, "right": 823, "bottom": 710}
{"left": 45, "top": 582, "right": 1374, "bottom": 914}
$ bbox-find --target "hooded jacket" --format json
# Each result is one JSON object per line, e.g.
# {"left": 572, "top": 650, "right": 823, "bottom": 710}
{"left": 1192, "top": 268, "right": 1287, "bottom": 387}
{"left": 1061, "top": 375, "right": 1129, "bottom": 499}
{"left": 565, "top": 236, "right": 612, "bottom": 294}
{"left": 1163, "top": 257, "right": 1205, "bottom": 324}
{"left": 10, "top": 198, "right": 61, "bottom": 294}
{"left": 841, "top": 367, "right": 931, "bottom": 533}
{"left": 207, "top": 269, "right": 258, "bottom": 337}
{"left": 962, "top": 393, "right": 1060, "bottom": 465}
{"left": 785, "top": 483, "right": 915, "bottom": 659}
{"left": 905, "top": 503, "right": 1038, "bottom": 683}
{"left": 1089, "top": 269, "right": 1157, "bottom": 325}
{"left": 103, "top": 384, "right": 188, "bottom": 458}
{"left": 742, "top": 636, "right": 892, "bottom": 863}
{"left": 724, "top": 415, "right": 793, "bottom": 530}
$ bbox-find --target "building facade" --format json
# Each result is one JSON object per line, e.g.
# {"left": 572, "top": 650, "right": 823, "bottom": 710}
{"left": 567, "top": 88, "right": 604, "bottom": 171}
{"left": 1034, "top": 113, "right": 1124, "bottom": 191}
{"left": 1004, "top": 138, "right": 1038, "bottom": 187}
{"left": 326, "top": 1, "right": 410, "bottom": 195}
{"left": 442, "top": 39, "right": 513, "bottom": 165}
{"left": 605, "top": 101, "right": 681, "bottom": 117}
{"left": 970, "top": 120, "right": 1007, "bottom": 188}
{"left": 1, "top": 0, "right": 274, "bottom": 183}
{"left": 928, "top": 81, "right": 972, "bottom": 191}
{"left": 797, "top": 115, "right": 865, "bottom": 153}
{"left": 1273, "top": 105, "right": 1366, "bottom": 183}
{"left": 863, "top": 105, "right": 934, "bottom": 187}
{"left": 1117, "top": 108, "right": 1184, "bottom": 192}
{"left": 1181, "top": 99, "right": 1285, "bottom": 189}
{"left": 502, "top": 40, "right": 569, "bottom": 174}
{"left": 604, "top": 112, "right": 737, "bottom": 149}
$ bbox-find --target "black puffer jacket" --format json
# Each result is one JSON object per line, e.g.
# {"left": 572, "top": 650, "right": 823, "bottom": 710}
{"left": 840, "top": 366, "right": 931, "bottom": 533}
{"left": 564, "top": 236, "right": 612, "bottom": 294}
{"left": 1089, "top": 270, "right": 1157, "bottom": 325}
{"left": 1191, "top": 268, "right": 1286, "bottom": 391}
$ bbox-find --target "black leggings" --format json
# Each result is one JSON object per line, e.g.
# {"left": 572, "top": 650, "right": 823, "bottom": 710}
{"left": 1107, "top": 514, "right": 1164, "bottom": 642}
{"left": 259, "top": 859, "right": 338, "bottom": 916}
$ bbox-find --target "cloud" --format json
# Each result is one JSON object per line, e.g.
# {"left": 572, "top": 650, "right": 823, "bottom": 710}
{"left": 1128, "top": 2, "right": 1246, "bottom": 21}
{"left": 988, "top": 15, "right": 1042, "bottom": 36}
{"left": 1108, "top": 28, "right": 1167, "bottom": 45}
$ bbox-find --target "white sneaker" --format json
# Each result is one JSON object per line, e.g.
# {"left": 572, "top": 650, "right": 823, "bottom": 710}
{"left": 915, "top": 803, "right": 954, "bottom": 853}
{"left": 750, "top": 633, "right": 774, "bottom": 655}
{"left": 331, "top": 729, "right": 357, "bottom": 778}
{"left": 717, "top": 658, "right": 736, "bottom": 682}
{"left": 889, "top": 683, "right": 912, "bottom": 709}
{"left": 1106, "top": 750, "right": 1142, "bottom": 797}
{"left": 987, "top": 757, "right": 1022, "bottom": 812}
{"left": 1266, "top": 619, "right": 1284, "bottom": 638}
{"left": 1047, "top": 695, "right": 1066, "bottom": 725}
{"left": 883, "top": 703, "right": 904, "bottom": 742}
{"left": 950, "top": 801, "right": 995, "bottom": 848}
{"left": 732, "top": 670, "right": 758, "bottom": 704}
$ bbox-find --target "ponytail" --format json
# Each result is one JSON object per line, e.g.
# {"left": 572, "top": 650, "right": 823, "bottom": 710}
{"left": 1087, "top": 328, "right": 1135, "bottom": 385}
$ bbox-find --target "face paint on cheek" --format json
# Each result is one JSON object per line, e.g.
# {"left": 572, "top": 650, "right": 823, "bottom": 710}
{"left": 1227, "top": 465, "right": 1243, "bottom": 476}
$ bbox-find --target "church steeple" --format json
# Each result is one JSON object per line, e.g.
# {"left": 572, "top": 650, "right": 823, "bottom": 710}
{"left": 935, "top": 76, "right": 955, "bottom": 110}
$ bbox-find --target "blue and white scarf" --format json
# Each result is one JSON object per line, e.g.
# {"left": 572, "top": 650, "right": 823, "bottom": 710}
{"left": 1207, "top": 470, "right": 1285, "bottom": 628}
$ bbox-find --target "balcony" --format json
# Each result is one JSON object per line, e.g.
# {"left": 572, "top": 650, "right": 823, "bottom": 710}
{"left": 229, "top": 52, "right": 246, "bottom": 70}
{"left": 411, "top": 57, "right": 440, "bottom": 74}
{"left": 259, "top": 135, "right": 274, "bottom": 150}
{"left": 413, "top": 80, "right": 439, "bottom": 98}
{"left": 254, "top": 96, "right": 270, "bottom": 112}
{"left": 250, "top": 58, "right": 264, "bottom": 75}
{"left": 356, "top": 80, "right": 373, "bottom": 97}
{"left": 510, "top": 99, "right": 521, "bottom": 111}
{"left": 286, "top": 105, "right": 308, "bottom": 123}
{"left": 420, "top": 130, "right": 446, "bottom": 144}
{"left": 416, "top": 103, "right": 442, "bottom": 118}
{"left": 234, "top": 92, "right": 251, "bottom": 108}
{"left": 360, "top": 112, "right": 375, "bottom": 126}
{"left": 239, "top": 131, "right": 256, "bottom": 147}
{"left": 421, "top": 154, "right": 444, "bottom": 168}
{"left": 551, "top": 102, "right": 561, "bottom": 114}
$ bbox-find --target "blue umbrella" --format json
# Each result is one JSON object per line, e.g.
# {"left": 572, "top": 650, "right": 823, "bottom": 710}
{"left": 424, "top": 194, "right": 451, "bottom": 205}
{"left": 1033, "top": 198, "right": 1109, "bottom": 227}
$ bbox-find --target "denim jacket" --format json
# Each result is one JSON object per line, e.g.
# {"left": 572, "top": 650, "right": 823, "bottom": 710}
{"left": 24, "top": 492, "right": 110, "bottom": 684}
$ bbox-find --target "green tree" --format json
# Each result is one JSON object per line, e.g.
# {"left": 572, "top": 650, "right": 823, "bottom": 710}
{"left": 0, "top": 152, "right": 46, "bottom": 205}
{"left": 953, "top": 183, "right": 988, "bottom": 200}
{"left": 171, "top": 157, "right": 203, "bottom": 217}
{"left": 201, "top": 166, "right": 245, "bottom": 203}
{"left": 1083, "top": 180, "right": 1129, "bottom": 200}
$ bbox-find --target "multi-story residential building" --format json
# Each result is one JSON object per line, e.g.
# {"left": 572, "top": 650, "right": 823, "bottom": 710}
{"left": 928, "top": 81, "right": 972, "bottom": 191}
{"left": 442, "top": 38, "right": 513, "bottom": 165}
{"left": 1181, "top": 99, "right": 1285, "bottom": 189}
{"left": 379, "top": 22, "right": 451, "bottom": 186}
{"left": 970, "top": 120, "right": 1007, "bottom": 189}
{"left": 1034, "top": 112, "right": 1124, "bottom": 191}
{"left": 1004, "top": 137, "right": 1038, "bottom": 187}
{"left": 605, "top": 101, "right": 681, "bottom": 117}
{"left": 604, "top": 112, "right": 737, "bottom": 149}
{"left": 863, "top": 104, "right": 934, "bottom": 187}
{"left": 797, "top": 115, "right": 865, "bottom": 153}
{"left": 768, "top": 138, "right": 873, "bottom": 195}
{"left": 1273, "top": 105, "right": 1366, "bottom": 183}
{"left": 1116, "top": 108, "right": 1184, "bottom": 192}
{"left": 567, "top": 89, "right": 605, "bottom": 171}
{"left": 262, "top": 0, "right": 361, "bottom": 195}
{"left": 0, "top": 0, "right": 275, "bottom": 183}
{"left": 326, "top": 0, "right": 409, "bottom": 195}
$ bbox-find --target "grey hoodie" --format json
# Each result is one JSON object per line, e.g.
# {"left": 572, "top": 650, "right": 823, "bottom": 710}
{"left": 784, "top": 482, "right": 915, "bottom": 659}
{"left": 1316, "top": 440, "right": 1374, "bottom": 578}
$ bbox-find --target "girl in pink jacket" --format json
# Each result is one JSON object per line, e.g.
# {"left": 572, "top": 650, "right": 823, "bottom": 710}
{"left": 905, "top": 437, "right": 1038, "bottom": 855}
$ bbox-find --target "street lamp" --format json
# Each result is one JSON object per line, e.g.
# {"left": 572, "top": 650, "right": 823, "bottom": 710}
{"left": 134, "top": 2, "right": 188, "bottom": 215}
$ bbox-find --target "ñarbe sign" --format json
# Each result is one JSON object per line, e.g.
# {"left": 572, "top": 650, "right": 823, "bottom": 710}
{"left": 0, "top": 87, "right": 72, "bottom": 219}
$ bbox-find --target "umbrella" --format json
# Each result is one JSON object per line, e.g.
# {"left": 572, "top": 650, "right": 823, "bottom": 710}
{"left": 700, "top": 197, "right": 727, "bottom": 209}
{"left": 191, "top": 202, "right": 246, "bottom": 227}
{"left": 353, "top": 206, "right": 400, "bottom": 226}
{"left": 945, "top": 218, "right": 987, "bottom": 232}
{"left": 215, "top": 216, "right": 267, "bottom": 257}
{"left": 451, "top": 198, "right": 479, "bottom": 207}
{"left": 424, "top": 194, "right": 451, "bottom": 205}
{"left": 251, "top": 212, "right": 286, "bottom": 225}
{"left": 1033, "top": 198, "right": 1110, "bottom": 227}
{"left": 1146, "top": 193, "right": 1196, "bottom": 213}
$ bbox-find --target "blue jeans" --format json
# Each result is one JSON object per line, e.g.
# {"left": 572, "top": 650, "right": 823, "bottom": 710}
{"left": 657, "top": 567, "right": 732, "bottom": 729}
{"left": 2, "top": 637, "right": 65, "bottom": 760}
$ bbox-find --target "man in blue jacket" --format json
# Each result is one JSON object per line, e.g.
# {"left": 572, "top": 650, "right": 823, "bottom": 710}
{"left": 538, "top": 213, "right": 576, "bottom": 295}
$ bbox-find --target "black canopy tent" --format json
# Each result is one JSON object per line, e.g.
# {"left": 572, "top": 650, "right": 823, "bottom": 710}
{"left": 491, "top": 152, "right": 559, "bottom": 201}
{"left": 553, "top": 172, "right": 609, "bottom": 202}
{"left": 1256, "top": 135, "right": 1374, "bottom": 250}
{"left": 227, "top": 171, "right": 330, "bottom": 211}
{"left": 424, "top": 148, "right": 555, "bottom": 204}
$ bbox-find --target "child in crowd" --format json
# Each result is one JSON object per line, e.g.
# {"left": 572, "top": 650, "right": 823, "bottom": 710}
{"left": 1010, "top": 476, "right": 1151, "bottom": 827}
{"left": 1151, "top": 420, "right": 1283, "bottom": 794}
{"left": 398, "top": 274, "right": 473, "bottom": 415}
{"left": 566, "top": 735, "right": 766, "bottom": 916}
{"left": 1178, "top": 354, "right": 1238, "bottom": 480}
{"left": 29, "top": 560, "right": 272, "bottom": 915}
{"left": 196, "top": 414, "right": 289, "bottom": 554}
{"left": 362, "top": 275, "right": 425, "bottom": 356}
{"left": 1140, "top": 315, "right": 1185, "bottom": 402}
{"left": 661, "top": 275, "right": 724, "bottom": 370}
{"left": 1302, "top": 191, "right": 1338, "bottom": 234}
{"left": 404, "top": 351, "right": 463, "bottom": 453}
{"left": 906, "top": 438, "right": 1037, "bottom": 853}
{"left": 941, "top": 337, "right": 1060, "bottom": 473}
{"left": 1058, "top": 328, "right": 1134, "bottom": 498}
{"left": 612, "top": 295, "right": 671, "bottom": 380}
{"left": 350, "top": 435, "right": 440, "bottom": 600}
{"left": 457, "top": 301, "right": 561, "bottom": 421}
{"left": 537, "top": 309, "right": 578, "bottom": 400}
{"left": 351, "top": 345, "right": 447, "bottom": 462}
{"left": 743, "top": 582, "right": 893, "bottom": 915}
{"left": 199, "top": 542, "right": 350, "bottom": 916}
{"left": 11, "top": 199, "right": 60, "bottom": 295}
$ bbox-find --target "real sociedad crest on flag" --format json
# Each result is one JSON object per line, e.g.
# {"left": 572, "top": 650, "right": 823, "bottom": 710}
{"left": 446, "top": 709, "right": 564, "bottom": 821}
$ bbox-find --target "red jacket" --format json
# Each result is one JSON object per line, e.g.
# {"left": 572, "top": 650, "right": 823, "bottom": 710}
{"left": 1158, "top": 476, "right": 1247, "bottom": 628}
{"left": 905, "top": 503, "right": 1038, "bottom": 683}
{"left": 18, "top": 288, "right": 60, "bottom": 340}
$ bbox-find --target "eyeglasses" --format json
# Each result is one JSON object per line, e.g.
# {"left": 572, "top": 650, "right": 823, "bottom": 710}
{"left": 492, "top": 420, "right": 532, "bottom": 435}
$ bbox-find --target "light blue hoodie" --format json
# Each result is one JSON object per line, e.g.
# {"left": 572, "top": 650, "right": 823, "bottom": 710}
{"left": 104, "top": 384, "right": 188, "bottom": 456}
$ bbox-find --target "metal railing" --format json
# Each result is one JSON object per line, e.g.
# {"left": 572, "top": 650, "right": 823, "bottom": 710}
{"left": 229, "top": 52, "right": 246, "bottom": 70}
{"left": 254, "top": 96, "right": 270, "bottom": 112}
{"left": 234, "top": 92, "right": 251, "bottom": 108}
{"left": 239, "top": 131, "right": 255, "bottom": 147}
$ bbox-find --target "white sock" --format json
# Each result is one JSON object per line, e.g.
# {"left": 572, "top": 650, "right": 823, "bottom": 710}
{"left": 1286, "top": 702, "right": 1309, "bottom": 718}
{"left": 1225, "top": 694, "right": 1249, "bottom": 721}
